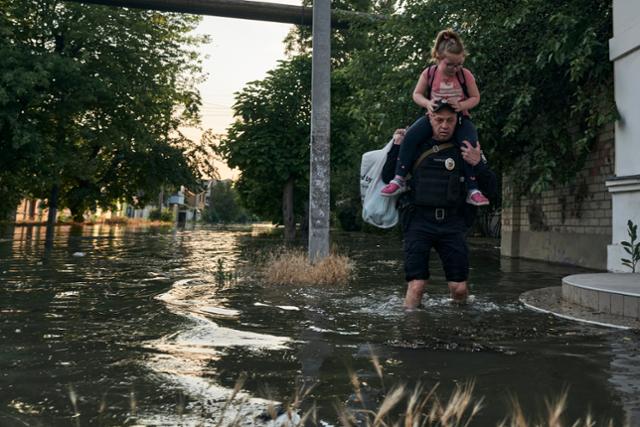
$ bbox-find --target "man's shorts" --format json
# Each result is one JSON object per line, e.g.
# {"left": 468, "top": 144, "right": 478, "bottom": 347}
{"left": 401, "top": 208, "right": 469, "bottom": 282}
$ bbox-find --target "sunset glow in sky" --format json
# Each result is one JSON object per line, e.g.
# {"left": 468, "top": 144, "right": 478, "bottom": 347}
{"left": 181, "top": 1, "right": 303, "bottom": 179}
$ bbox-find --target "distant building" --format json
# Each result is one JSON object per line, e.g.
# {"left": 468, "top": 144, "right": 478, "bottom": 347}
{"left": 13, "top": 180, "right": 216, "bottom": 224}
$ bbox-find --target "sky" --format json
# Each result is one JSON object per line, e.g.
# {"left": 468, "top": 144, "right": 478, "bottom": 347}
{"left": 181, "top": 1, "right": 303, "bottom": 180}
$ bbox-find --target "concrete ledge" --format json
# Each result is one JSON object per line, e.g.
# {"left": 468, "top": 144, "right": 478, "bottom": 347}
{"left": 501, "top": 231, "right": 610, "bottom": 270}
{"left": 562, "top": 273, "right": 640, "bottom": 320}
{"left": 610, "top": 21, "right": 640, "bottom": 61}
{"left": 605, "top": 174, "right": 640, "bottom": 193}
{"left": 521, "top": 287, "right": 640, "bottom": 330}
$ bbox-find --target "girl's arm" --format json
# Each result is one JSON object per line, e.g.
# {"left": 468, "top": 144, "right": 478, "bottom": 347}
{"left": 456, "top": 69, "right": 480, "bottom": 111}
{"left": 382, "top": 128, "right": 405, "bottom": 183}
{"left": 412, "top": 71, "right": 436, "bottom": 112}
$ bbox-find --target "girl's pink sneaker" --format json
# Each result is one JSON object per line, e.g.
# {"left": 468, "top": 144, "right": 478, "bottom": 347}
{"left": 380, "top": 179, "right": 407, "bottom": 197}
{"left": 466, "top": 190, "right": 489, "bottom": 206}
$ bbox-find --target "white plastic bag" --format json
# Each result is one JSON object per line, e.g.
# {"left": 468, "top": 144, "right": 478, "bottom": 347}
{"left": 360, "top": 139, "right": 399, "bottom": 228}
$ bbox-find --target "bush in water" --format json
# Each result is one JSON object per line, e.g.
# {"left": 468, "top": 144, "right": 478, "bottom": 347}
{"left": 149, "top": 209, "right": 174, "bottom": 222}
{"left": 262, "top": 248, "right": 354, "bottom": 286}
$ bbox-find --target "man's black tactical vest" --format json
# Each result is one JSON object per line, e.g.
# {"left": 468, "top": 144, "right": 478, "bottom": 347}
{"left": 408, "top": 142, "right": 466, "bottom": 208}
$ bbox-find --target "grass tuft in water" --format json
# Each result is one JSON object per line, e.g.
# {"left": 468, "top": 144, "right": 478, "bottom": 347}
{"left": 337, "top": 380, "right": 611, "bottom": 427}
{"left": 61, "top": 377, "right": 616, "bottom": 427}
{"left": 262, "top": 247, "right": 354, "bottom": 286}
{"left": 498, "top": 388, "right": 605, "bottom": 427}
{"left": 331, "top": 352, "right": 612, "bottom": 427}
{"left": 59, "top": 353, "right": 615, "bottom": 426}
{"left": 67, "top": 385, "right": 80, "bottom": 427}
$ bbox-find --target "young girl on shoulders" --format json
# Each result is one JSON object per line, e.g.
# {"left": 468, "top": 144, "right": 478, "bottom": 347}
{"left": 380, "top": 28, "right": 489, "bottom": 206}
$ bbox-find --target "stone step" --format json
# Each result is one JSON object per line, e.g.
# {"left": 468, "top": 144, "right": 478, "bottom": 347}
{"left": 520, "top": 287, "right": 640, "bottom": 330}
{"left": 562, "top": 273, "right": 640, "bottom": 319}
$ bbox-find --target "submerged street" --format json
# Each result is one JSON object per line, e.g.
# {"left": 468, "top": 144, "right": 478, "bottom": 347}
{"left": 1, "top": 224, "right": 638, "bottom": 425}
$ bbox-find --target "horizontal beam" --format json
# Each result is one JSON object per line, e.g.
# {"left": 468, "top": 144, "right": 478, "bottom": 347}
{"left": 65, "top": 0, "right": 382, "bottom": 28}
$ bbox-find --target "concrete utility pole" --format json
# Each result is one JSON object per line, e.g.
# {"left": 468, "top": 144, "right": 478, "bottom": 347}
{"left": 308, "top": 0, "right": 331, "bottom": 263}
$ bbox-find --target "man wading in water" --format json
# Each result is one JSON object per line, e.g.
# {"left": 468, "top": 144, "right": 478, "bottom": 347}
{"left": 381, "top": 100, "right": 497, "bottom": 308}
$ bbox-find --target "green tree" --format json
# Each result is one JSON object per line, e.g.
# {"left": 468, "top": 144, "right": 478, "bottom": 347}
{"left": 0, "top": 2, "right": 53, "bottom": 217}
{"left": 203, "top": 181, "right": 248, "bottom": 224}
{"left": 216, "top": 56, "right": 312, "bottom": 240}
{"left": 0, "top": 1, "right": 211, "bottom": 222}
{"left": 216, "top": 55, "right": 357, "bottom": 239}
{"left": 218, "top": 0, "right": 377, "bottom": 236}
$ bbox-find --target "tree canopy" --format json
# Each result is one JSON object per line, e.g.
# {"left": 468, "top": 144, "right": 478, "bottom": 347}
{"left": 220, "top": 0, "right": 615, "bottom": 232}
{"left": 14, "top": 0, "right": 610, "bottom": 230}
{"left": 346, "top": 0, "right": 615, "bottom": 194}
{"left": 215, "top": 53, "right": 357, "bottom": 237}
{"left": 0, "top": 0, "right": 211, "bottom": 220}
{"left": 216, "top": 55, "right": 312, "bottom": 225}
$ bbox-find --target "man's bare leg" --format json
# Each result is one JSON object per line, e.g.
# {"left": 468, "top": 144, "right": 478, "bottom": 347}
{"left": 448, "top": 281, "right": 469, "bottom": 303}
{"left": 404, "top": 279, "right": 427, "bottom": 309}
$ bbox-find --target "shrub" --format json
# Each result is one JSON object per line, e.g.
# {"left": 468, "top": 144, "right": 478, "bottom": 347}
{"left": 621, "top": 220, "right": 640, "bottom": 273}
{"left": 149, "top": 208, "right": 173, "bottom": 222}
{"left": 262, "top": 248, "right": 354, "bottom": 286}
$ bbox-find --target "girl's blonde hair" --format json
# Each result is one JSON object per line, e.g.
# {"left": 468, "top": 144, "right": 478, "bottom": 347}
{"left": 431, "top": 28, "right": 465, "bottom": 61}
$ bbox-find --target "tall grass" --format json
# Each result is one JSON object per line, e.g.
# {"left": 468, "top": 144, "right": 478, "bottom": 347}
{"left": 63, "top": 370, "right": 618, "bottom": 427}
{"left": 191, "top": 351, "right": 617, "bottom": 426}
{"left": 262, "top": 248, "right": 354, "bottom": 286}
{"left": 332, "top": 352, "right": 613, "bottom": 427}
{"left": 336, "top": 352, "right": 483, "bottom": 427}
{"left": 333, "top": 382, "right": 608, "bottom": 427}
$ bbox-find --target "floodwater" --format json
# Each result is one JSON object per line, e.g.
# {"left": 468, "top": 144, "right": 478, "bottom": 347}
{"left": 0, "top": 224, "right": 639, "bottom": 426}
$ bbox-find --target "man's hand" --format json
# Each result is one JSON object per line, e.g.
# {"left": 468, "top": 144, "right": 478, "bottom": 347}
{"left": 449, "top": 99, "right": 463, "bottom": 112}
{"left": 460, "top": 140, "right": 482, "bottom": 166}
{"left": 392, "top": 128, "right": 407, "bottom": 145}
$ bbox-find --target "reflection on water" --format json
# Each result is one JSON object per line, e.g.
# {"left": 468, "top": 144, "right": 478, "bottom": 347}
{"left": 0, "top": 224, "right": 639, "bottom": 426}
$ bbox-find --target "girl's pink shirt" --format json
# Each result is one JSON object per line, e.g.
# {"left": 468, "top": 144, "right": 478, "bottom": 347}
{"left": 421, "top": 65, "right": 476, "bottom": 115}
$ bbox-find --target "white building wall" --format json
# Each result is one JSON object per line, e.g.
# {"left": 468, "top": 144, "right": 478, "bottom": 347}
{"left": 607, "top": 0, "right": 640, "bottom": 272}
{"left": 612, "top": 1, "right": 640, "bottom": 39}
{"left": 609, "top": 17, "right": 640, "bottom": 176}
